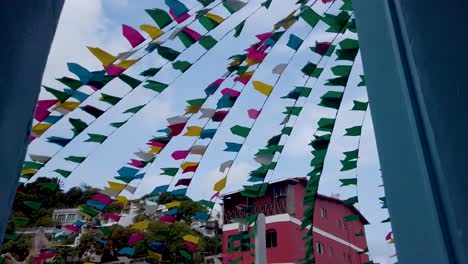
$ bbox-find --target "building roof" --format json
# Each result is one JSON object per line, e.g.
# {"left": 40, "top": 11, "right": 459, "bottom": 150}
{"left": 220, "top": 176, "right": 369, "bottom": 225}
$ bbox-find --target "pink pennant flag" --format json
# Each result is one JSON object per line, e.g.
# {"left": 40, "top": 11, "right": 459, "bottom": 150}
{"left": 256, "top": 32, "right": 272, "bottom": 42}
{"left": 105, "top": 64, "right": 126, "bottom": 76}
{"left": 182, "top": 165, "right": 198, "bottom": 174}
{"left": 245, "top": 42, "right": 262, "bottom": 53}
{"left": 212, "top": 78, "right": 224, "bottom": 87}
{"left": 247, "top": 51, "right": 267, "bottom": 60}
{"left": 183, "top": 27, "right": 201, "bottom": 41}
{"left": 385, "top": 231, "right": 393, "bottom": 240}
{"left": 29, "top": 135, "right": 36, "bottom": 143}
{"left": 122, "top": 24, "right": 145, "bottom": 48}
{"left": 233, "top": 76, "right": 249, "bottom": 85}
{"left": 36, "top": 251, "right": 55, "bottom": 260}
{"left": 129, "top": 232, "right": 145, "bottom": 245}
{"left": 184, "top": 241, "right": 197, "bottom": 252}
{"left": 172, "top": 150, "right": 190, "bottom": 160}
{"left": 63, "top": 224, "right": 80, "bottom": 232}
{"left": 128, "top": 159, "right": 146, "bottom": 168}
{"left": 248, "top": 109, "right": 261, "bottom": 119}
{"left": 37, "top": 99, "right": 58, "bottom": 110}
{"left": 169, "top": 10, "right": 190, "bottom": 23}
{"left": 147, "top": 141, "right": 166, "bottom": 148}
{"left": 160, "top": 215, "right": 176, "bottom": 223}
{"left": 102, "top": 213, "right": 121, "bottom": 222}
{"left": 210, "top": 191, "right": 220, "bottom": 201}
{"left": 92, "top": 193, "right": 113, "bottom": 205}
{"left": 221, "top": 88, "right": 240, "bottom": 98}
{"left": 34, "top": 107, "right": 51, "bottom": 122}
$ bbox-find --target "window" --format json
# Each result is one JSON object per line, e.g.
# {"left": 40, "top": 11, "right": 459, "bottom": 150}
{"left": 266, "top": 229, "right": 277, "bottom": 248}
{"left": 56, "top": 214, "right": 66, "bottom": 222}
{"left": 316, "top": 242, "right": 324, "bottom": 254}
{"left": 328, "top": 246, "right": 333, "bottom": 256}
{"left": 67, "top": 214, "right": 76, "bottom": 222}
{"left": 320, "top": 208, "right": 327, "bottom": 219}
{"left": 273, "top": 185, "right": 286, "bottom": 199}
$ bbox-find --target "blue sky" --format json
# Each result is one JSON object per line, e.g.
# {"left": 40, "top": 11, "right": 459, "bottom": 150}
{"left": 33, "top": 0, "right": 396, "bottom": 262}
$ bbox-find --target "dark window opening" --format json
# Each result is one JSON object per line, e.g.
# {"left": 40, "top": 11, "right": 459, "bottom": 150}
{"left": 266, "top": 229, "right": 278, "bottom": 248}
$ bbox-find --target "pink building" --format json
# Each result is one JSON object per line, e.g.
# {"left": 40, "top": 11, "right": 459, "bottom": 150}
{"left": 221, "top": 177, "right": 369, "bottom": 264}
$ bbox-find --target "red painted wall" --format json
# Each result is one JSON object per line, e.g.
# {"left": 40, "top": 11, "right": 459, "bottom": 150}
{"left": 222, "top": 180, "right": 369, "bottom": 263}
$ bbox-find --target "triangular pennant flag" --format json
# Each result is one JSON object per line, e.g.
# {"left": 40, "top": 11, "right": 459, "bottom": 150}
{"left": 345, "top": 126, "right": 362, "bottom": 136}
{"left": 81, "top": 105, "right": 104, "bottom": 118}
{"left": 143, "top": 80, "right": 168, "bottom": 92}
{"left": 150, "top": 185, "right": 169, "bottom": 196}
{"left": 124, "top": 104, "right": 145, "bottom": 114}
{"left": 213, "top": 176, "right": 227, "bottom": 192}
{"left": 176, "top": 178, "right": 192, "bottom": 186}
{"left": 54, "top": 169, "right": 71, "bottom": 178}
{"left": 87, "top": 47, "right": 116, "bottom": 67}
{"left": 219, "top": 160, "right": 233, "bottom": 173}
{"left": 352, "top": 100, "right": 368, "bottom": 111}
{"left": 230, "top": 125, "right": 251, "bottom": 138}
{"left": 56, "top": 77, "right": 82, "bottom": 90}
{"left": 234, "top": 20, "right": 246, "bottom": 38}
{"left": 108, "top": 181, "right": 126, "bottom": 192}
{"left": 184, "top": 126, "right": 203, "bottom": 136}
{"left": 146, "top": 8, "right": 172, "bottom": 28}
{"left": 199, "top": 35, "right": 217, "bottom": 50}
{"left": 140, "top": 24, "right": 164, "bottom": 39}
{"left": 161, "top": 167, "right": 179, "bottom": 176}
{"left": 100, "top": 93, "right": 121, "bottom": 105}
{"left": 165, "top": 0, "right": 189, "bottom": 17}
{"left": 122, "top": 24, "right": 145, "bottom": 48}
{"left": 252, "top": 81, "right": 273, "bottom": 96}
{"left": 85, "top": 133, "right": 107, "bottom": 143}
{"left": 272, "top": 63, "right": 288, "bottom": 74}
{"left": 287, "top": 34, "right": 303, "bottom": 50}
{"left": 23, "top": 201, "right": 42, "bottom": 211}
{"left": 224, "top": 142, "right": 242, "bottom": 152}
{"left": 118, "top": 74, "right": 142, "bottom": 89}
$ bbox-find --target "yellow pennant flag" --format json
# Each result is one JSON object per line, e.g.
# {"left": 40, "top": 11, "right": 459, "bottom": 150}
{"left": 183, "top": 234, "right": 200, "bottom": 244}
{"left": 87, "top": 47, "right": 116, "bottom": 67}
{"left": 108, "top": 181, "right": 126, "bottom": 192}
{"left": 213, "top": 176, "right": 227, "bottom": 192}
{"left": 246, "top": 57, "right": 261, "bottom": 66}
{"left": 114, "top": 196, "right": 129, "bottom": 206}
{"left": 116, "top": 59, "right": 138, "bottom": 69}
{"left": 32, "top": 123, "right": 52, "bottom": 135}
{"left": 252, "top": 81, "right": 273, "bottom": 96}
{"left": 149, "top": 146, "right": 163, "bottom": 154}
{"left": 21, "top": 168, "right": 37, "bottom": 175}
{"left": 140, "top": 24, "right": 164, "bottom": 39}
{"left": 164, "top": 201, "right": 181, "bottom": 209}
{"left": 205, "top": 13, "right": 224, "bottom": 24}
{"left": 185, "top": 105, "right": 201, "bottom": 114}
{"left": 274, "top": 10, "right": 297, "bottom": 30}
{"left": 184, "top": 126, "right": 203, "bottom": 137}
{"left": 181, "top": 161, "right": 198, "bottom": 171}
{"left": 56, "top": 101, "right": 80, "bottom": 111}
{"left": 147, "top": 251, "right": 163, "bottom": 261}
{"left": 132, "top": 220, "right": 150, "bottom": 230}
{"left": 229, "top": 60, "right": 242, "bottom": 67}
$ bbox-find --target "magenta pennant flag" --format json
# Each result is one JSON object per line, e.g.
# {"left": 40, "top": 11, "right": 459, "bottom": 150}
{"left": 248, "top": 109, "right": 261, "bottom": 119}
{"left": 184, "top": 241, "right": 197, "bottom": 252}
{"left": 315, "top": 41, "right": 332, "bottom": 56}
{"left": 37, "top": 99, "right": 58, "bottom": 109}
{"left": 160, "top": 215, "right": 176, "bottom": 223}
{"left": 182, "top": 165, "right": 198, "bottom": 174}
{"left": 92, "top": 193, "right": 113, "bottom": 205}
{"left": 169, "top": 10, "right": 190, "bottom": 23}
{"left": 129, "top": 232, "right": 145, "bottom": 245}
{"left": 63, "top": 224, "right": 80, "bottom": 232}
{"left": 147, "top": 141, "right": 166, "bottom": 148}
{"left": 245, "top": 42, "right": 262, "bottom": 53}
{"left": 34, "top": 107, "right": 51, "bottom": 122}
{"left": 210, "top": 191, "right": 220, "bottom": 201}
{"left": 128, "top": 159, "right": 146, "bottom": 168}
{"left": 122, "top": 24, "right": 145, "bottom": 48}
{"left": 256, "top": 32, "right": 272, "bottom": 42}
{"left": 105, "top": 64, "right": 126, "bottom": 76}
{"left": 247, "top": 51, "right": 267, "bottom": 60}
{"left": 221, "top": 88, "right": 240, "bottom": 98}
{"left": 36, "top": 252, "right": 55, "bottom": 260}
{"left": 212, "top": 110, "right": 229, "bottom": 122}
{"left": 183, "top": 27, "right": 201, "bottom": 41}
{"left": 102, "top": 213, "right": 121, "bottom": 222}
{"left": 29, "top": 135, "right": 36, "bottom": 143}
{"left": 172, "top": 150, "right": 190, "bottom": 160}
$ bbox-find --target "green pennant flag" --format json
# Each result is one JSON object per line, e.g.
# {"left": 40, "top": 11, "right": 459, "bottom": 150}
{"left": 355, "top": 229, "right": 364, "bottom": 237}
{"left": 379, "top": 197, "right": 388, "bottom": 208}
{"left": 157, "top": 45, "right": 180, "bottom": 61}
{"left": 199, "top": 35, "right": 217, "bottom": 50}
{"left": 178, "top": 31, "right": 195, "bottom": 48}
{"left": 198, "top": 0, "right": 215, "bottom": 6}
{"left": 38, "top": 182, "right": 58, "bottom": 191}
{"left": 69, "top": 118, "right": 88, "bottom": 136}
{"left": 55, "top": 169, "right": 72, "bottom": 178}
{"left": 145, "top": 8, "right": 172, "bottom": 28}
{"left": 43, "top": 86, "right": 71, "bottom": 103}
{"left": 140, "top": 67, "right": 161, "bottom": 77}
{"left": 114, "top": 176, "right": 132, "bottom": 183}
{"left": 339, "top": 178, "right": 357, "bottom": 186}
{"left": 198, "top": 199, "right": 215, "bottom": 208}
{"left": 173, "top": 61, "right": 192, "bottom": 73}
{"left": 110, "top": 121, "right": 126, "bottom": 128}
{"left": 337, "top": 38, "right": 359, "bottom": 61}
{"left": 345, "top": 126, "right": 362, "bottom": 136}
{"left": 199, "top": 16, "right": 218, "bottom": 31}
{"left": 187, "top": 98, "right": 205, "bottom": 106}
{"left": 230, "top": 256, "right": 243, "bottom": 264}
{"left": 143, "top": 80, "right": 168, "bottom": 93}
{"left": 80, "top": 206, "right": 100, "bottom": 217}
{"left": 81, "top": 105, "right": 104, "bottom": 119}
{"left": 341, "top": 0, "right": 353, "bottom": 11}
{"left": 343, "top": 196, "right": 358, "bottom": 206}
{"left": 298, "top": 86, "right": 313, "bottom": 97}
{"left": 124, "top": 105, "right": 145, "bottom": 114}
{"left": 179, "top": 250, "right": 192, "bottom": 260}
{"left": 340, "top": 160, "right": 357, "bottom": 171}
{"left": 118, "top": 74, "right": 142, "bottom": 89}
{"left": 4, "top": 234, "right": 19, "bottom": 241}
{"left": 23, "top": 161, "right": 43, "bottom": 170}
{"left": 325, "top": 76, "right": 350, "bottom": 86}
{"left": 309, "top": 134, "right": 331, "bottom": 150}
{"left": 65, "top": 156, "right": 86, "bottom": 163}
{"left": 300, "top": 6, "right": 321, "bottom": 27}
{"left": 352, "top": 100, "right": 368, "bottom": 111}
{"left": 310, "top": 149, "right": 326, "bottom": 166}
{"left": 344, "top": 214, "right": 360, "bottom": 222}
{"left": 230, "top": 125, "right": 251, "bottom": 138}
{"left": 85, "top": 133, "right": 107, "bottom": 143}
{"left": 57, "top": 77, "right": 82, "bottom": 90}
{"left": 319, "top": 91, "right": 343, "bottom": 109}
{"left": 381, "top": 217, "right": 391, "bottom": 223}
{"left": 261, "top": 0, "right": 272, "bottom": 8}
{"left": 358, "top": 75, "right": 366, "bottom": 86}
{"left": 11, "top": 217, "right": 30, "bottom": 226}
{"left": 161, "top": 167, "right": 178, "bottom": 176}
{"left": 343, "top": 149, "right": 359, "bottom": 161}
{"left": 24, "top": 201, "right": 42, "bottom": 210}
{"left": 301, "top": 62, "right": 317, "bottom": 76}
{"left": 99, "top": 227, "right": 112, "bottom": 238}
{"left": 234, "top": 20, "right": 246, "bottom": 38}
{"left": 281, "top": 127, "right": 293, "bottom": 135}
{"left": 331, "top": 65, "right": 353, "bottom": 77}
{"left": 317, "top": 118, "right": 335, "bottom": 132}
{"left": 283, "top": 106, "right": 302, "bottom": 116}
{"left": 100, "top": 93, "right": 121, "bottom": 105}
{"left": 322, "top": 11, "right": 351, "bottom": 33}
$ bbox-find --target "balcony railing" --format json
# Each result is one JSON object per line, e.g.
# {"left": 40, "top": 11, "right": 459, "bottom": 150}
{"left": 224, "top": 198, "right": 287, "bottom": 223}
